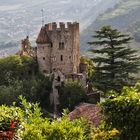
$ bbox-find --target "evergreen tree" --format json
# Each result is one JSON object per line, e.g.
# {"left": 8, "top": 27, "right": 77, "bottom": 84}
{"left": 88, "top": 25, "right": 140, "bottom": 94}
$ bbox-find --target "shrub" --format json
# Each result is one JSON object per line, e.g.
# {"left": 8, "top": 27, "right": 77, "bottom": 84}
{"left": 0, "top": 97, "right": 91, "bottom": 140}
{"left": 22, "top": 117, "right": 90, "bottom": 140}
{"left": 59, "top": 81, "right": 87, "bottom": 111}
{"left": 0, "top": 55, "right": 37, "bottom": 85}
{"left": 0, "top": 81, "right": 22, "bottom": 105}
{"left": 0, "top": 97, "right": 123, "bottom": 140}
{"left": 0, "top": 105, "right": 23, "bottom": 131}
{"left": 101, "top": 87, "right": 140, "bottom": 140}
{"left": 92, "top": 127, "right": 119, "bottom": 140}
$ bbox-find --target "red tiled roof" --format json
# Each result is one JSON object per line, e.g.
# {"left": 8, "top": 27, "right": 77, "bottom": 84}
{"left": 68, "top": 103, "right": 101, "bottom": 126}
{"left": 36, "top": 27, "right": 51, "bottom": 44}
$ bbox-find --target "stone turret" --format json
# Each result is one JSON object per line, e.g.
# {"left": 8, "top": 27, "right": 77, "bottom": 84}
{"left": 36, "top": 22, "right": 80, "bottom": 76}
{"left": 36, "top": 27, "right": 51, "bottom": 44}
{"left": 17, "top": 36, "right": 37, "bottom": 58}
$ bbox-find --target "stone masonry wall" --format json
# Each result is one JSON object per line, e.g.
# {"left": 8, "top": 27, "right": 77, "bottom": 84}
{"left": 37, "top": 22, "right": 80, "bottom": 75}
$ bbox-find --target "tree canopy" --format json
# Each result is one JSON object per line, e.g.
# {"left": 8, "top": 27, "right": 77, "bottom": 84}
{"left": 88, "top": 25, "right": 140, "bottom": 94}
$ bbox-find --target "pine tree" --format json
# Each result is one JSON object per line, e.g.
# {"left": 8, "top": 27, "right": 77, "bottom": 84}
{"left": 88, "top": 25, "right": 140, "bottom": 94}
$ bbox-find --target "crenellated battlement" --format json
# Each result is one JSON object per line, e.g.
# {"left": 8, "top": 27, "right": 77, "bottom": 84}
{"left": 36, "top": 21, "right": 80, "bottom": 75}
{"left": 44, "top": 22, "right": 79, "bottom": 31}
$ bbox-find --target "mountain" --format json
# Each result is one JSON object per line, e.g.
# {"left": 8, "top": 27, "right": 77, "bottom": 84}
{"left": 0, "top": 0, "right": 120, "bottom": 57}
{"left": 81, "top": 0, "right": 140, "bottom": 55}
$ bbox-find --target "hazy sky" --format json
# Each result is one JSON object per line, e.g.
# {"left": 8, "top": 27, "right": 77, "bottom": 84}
{"left": 0, "top": 0, "right": 102, "bottom": 9}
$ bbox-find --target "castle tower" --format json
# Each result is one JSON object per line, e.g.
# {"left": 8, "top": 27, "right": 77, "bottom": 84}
{"left": 36, "top": 22, "right": 80, "bottom": 75}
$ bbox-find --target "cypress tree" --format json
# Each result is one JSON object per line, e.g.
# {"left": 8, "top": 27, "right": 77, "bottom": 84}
{"left": 88, "top": 25, "right": 140, "bottom": 94}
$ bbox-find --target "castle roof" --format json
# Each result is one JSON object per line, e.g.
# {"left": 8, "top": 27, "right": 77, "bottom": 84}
{"left": 36, "top": 27, "right": 51, "bottom": 44}
{"left": 68, "top": 103, "right": 101, "bottom": 126}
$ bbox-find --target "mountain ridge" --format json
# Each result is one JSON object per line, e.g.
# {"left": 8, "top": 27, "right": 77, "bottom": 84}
{"left": 81, "top": 0, "right": 140, "bottom": 55}
{"left": 0, "top": 0, "right": 123, "bottom": 57}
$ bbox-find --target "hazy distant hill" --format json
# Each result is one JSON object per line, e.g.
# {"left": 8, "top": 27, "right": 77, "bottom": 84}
{"left": 81, "top": 0, "right": 140, "bottom": 55}
{"left": 0, "top": 0, "right": 120, "bottom": 57}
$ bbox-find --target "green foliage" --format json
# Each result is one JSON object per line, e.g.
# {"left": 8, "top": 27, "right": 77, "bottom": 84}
{"left": 22, "top": 117, "right": 89, "bottom": 140}
{"left": 0, "top": 97, "right": 123, "bottom": 140}
{"left": 0, "top": 105, "right": 23, "bottom": 131}
{"left": 0, "top": 81, "right": 23, "bottom": 105}
{"left": 19, "top": 96, "right": 43, "bottom": 124}
{"left": 0, "top": 76, "right": 52, "bottom": 111}
{"left": 0, "top": 96, "right": 44, "bottom": 139}
{"left": 88, "top": 25, "right": 140, "bottom": 94}
{"left": 0, "top": 55, "right": 36, "bottom": 85}
{"left": 0, "top": 97, "right": 91, "bottom": 140}
{"left": 80, "top": 56, "right": 95, "bottom": 78}
{"left": 20, "top": 98, "right": 91, "bottom": 140}
{"left": 92, "top": 127, "right": 119, "bottom": 140}
{"left": 19, "top": 75, "right": 52, "bottom": 111}
{"left": 59, "top": 81, "right": 87, "bottom": 111}
{"left": 101, "top": 87, "right": 140, "bottom": 140}
{"left": 0, "top": 55, "right": 52, "bottom": 112}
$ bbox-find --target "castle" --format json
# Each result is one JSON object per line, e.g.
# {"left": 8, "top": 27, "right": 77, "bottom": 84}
{"left": 36, "top": 22, "right": 80, "bottom": 76}
{"left": 36, "top": 22, "right": 86, "bottom": 114}
{"left": 19, "top": 22, "right": 95, "bottom": 115}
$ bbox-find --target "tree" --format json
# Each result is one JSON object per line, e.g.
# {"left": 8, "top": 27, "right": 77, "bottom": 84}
{"left": 80, "top": 56, "right": 95, "bottom": 78}
{"left": 88, "top": 25, "right": 140, "bottom": 94}
{"left": 0, "top": 55, "right": 52, "bottom": 112}
{"left": 59, "top": 81, "right": 87, "bottom": 111}
{"left": 0, "top": 55, "right": 37, "bottom": 86}
{"left": 0, "top": 76, "right": 52, "bottom": 112}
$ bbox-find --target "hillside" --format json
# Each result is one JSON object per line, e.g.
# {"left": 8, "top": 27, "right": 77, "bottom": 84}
{"left": 81, "top": 0, "right": 140, "bottom": 55}
{"left": 0, "top": 0, "right": 120, "bottom": 57}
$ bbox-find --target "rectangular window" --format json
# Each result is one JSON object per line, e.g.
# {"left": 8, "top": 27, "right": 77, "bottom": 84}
{"left": 59, "top": 42, "right": 65, "bottom": 50}
{"left": 51, "top": 43, "right": 53, "bottom": 48}
{"left": 43, "top": 57, "right": 45, "bottom": 60}
{"left": 61, "top": 55, "right": 63, "bottom": 61}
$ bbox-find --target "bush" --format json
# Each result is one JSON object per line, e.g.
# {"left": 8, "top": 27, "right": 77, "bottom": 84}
{"left": 92, "top": 127, "right": 119, "bottom": 140}
{"left": 0, "top": 76, "right": 52, "bottom": 112}
{"left": 22, "top": 117, "right": 90, "bottom": 140}
{"left": 59, "top": 81, "right": 87, "bottom": 111}
{"left": 0, "top": 81, "right": 23, "bottom": 105}
{"left": 0, "top": 97, "right": 122, "bottom": 140}
{"left": 0, "top": 97, "right": 91, "bottom": 140}
{"left": 20, "top": 97, "right": 91, "bottom": 140}
{"left": 101, "top": 87, "right": 140, "bottom": 140}
{"left": 0, "top": 55, "right": 37, "bottom": 86}
{"left": 0, "top": 105, "right": 23, "bottom": 131}
{"left": 0, "top": 55, "right": 52, "bottom": 112}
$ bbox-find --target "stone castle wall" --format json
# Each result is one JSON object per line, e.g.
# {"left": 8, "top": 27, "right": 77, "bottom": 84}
{"left": 37, "top": 22, "right": 80, "bottom": 75}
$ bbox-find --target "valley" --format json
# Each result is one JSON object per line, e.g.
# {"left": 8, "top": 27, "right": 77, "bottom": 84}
{"left": 81, "top": 0, "right": 140, "bottom": 55}
{"left": 0, "top": 0, "right": 120, "bottom": 57}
